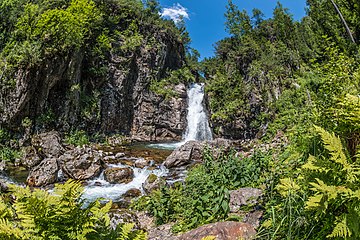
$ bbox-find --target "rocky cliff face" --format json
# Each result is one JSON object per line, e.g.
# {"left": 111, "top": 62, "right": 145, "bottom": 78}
{"left": 0, "top": 25, "right": 187, "bottom": 141}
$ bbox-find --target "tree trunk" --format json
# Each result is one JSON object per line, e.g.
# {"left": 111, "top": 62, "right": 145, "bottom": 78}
{"left": 330, "top": 0, "right": 356, "bottom": 43}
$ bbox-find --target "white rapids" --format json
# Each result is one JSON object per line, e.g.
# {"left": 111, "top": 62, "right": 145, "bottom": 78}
{"left": 83, "top": 163, "right": 168, "bottom": 203}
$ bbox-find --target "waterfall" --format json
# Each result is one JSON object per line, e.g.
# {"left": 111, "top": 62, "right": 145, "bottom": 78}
{"left": 184, "top": 83, "right": 213, "bottom": 141}
{"left": 148, "top": 83, "right": 212, "bottom": 150}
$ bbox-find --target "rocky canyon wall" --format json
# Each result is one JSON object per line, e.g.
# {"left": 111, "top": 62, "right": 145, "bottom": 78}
{"left": 0, "top": 24, "right": 188, "bottom": 142}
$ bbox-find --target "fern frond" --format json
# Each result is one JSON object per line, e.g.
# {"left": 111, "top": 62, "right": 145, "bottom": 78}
{"left": 305, "top": 194, "right": 323, "bottom": 210}
{"left": 302, "top": 155, "right": 328, "bottom": 172}
{"left": 327, "top": 215, "right": 351, "bottom": 238}
{"left": 276, "top": 178, "right": 300, "bottom": 197}
{"left": 118, "top": 223, "right": 135, "bottom": 240}
{"left": 314, "top": 126, "right": 349, "bottom": 168}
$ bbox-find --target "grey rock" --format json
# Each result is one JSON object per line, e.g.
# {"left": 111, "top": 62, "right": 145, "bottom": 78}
{"left": 229, "top": 188, "right": 263, "bottom": 213}
{"left": 142, "top": 174, "right": 165, "bottom": 194}
{"left": 27, "top": 158, "right": 59, "bottom": 187}
{"left": 20, "top": 146, "right": 42, "bottom": 169}
{"left": 123, "top": 188, "right": 142, "bottom": 198}
{"left": 164, "top": 141, "right": 203, "bottom": 168}
{"left": 243, "top": 210, "right": 263, "bottom": 229}
{"left": 115, "top": 152, "right": 125, "bottom": 158}
{"left": 134, "top": 158, "right": 151, "bottom": 168}
{"left": 31, "top": 131, "right": 64, "bottom": 158}
{"left": 60, "top": 147, "right": 102, "bottom": 180}
{"left": 0, "top": 179, "right": 9, "bottom": 192}
{"left": 109, "top": 209, "right": 140, "bottom": 230}
{"left": 104, "top": 167, "right": 134, "bottom": 184}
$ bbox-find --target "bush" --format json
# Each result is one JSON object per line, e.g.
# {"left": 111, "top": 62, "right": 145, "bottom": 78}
{"left": 0, "top": 180, "right": 146, "bottom": 240}
{"left": 65, "top": 130, "right": 90, "bottom": 146}
{"left": 133, "top": 148, "right": 271, "bottom": 233}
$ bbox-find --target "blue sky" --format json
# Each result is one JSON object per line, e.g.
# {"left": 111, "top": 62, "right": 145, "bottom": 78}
{"left": 159, "top": 0, "right": 307, "bottom": 60}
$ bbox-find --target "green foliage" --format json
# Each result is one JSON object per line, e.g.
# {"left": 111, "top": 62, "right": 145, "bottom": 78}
{"left": 133, "top": 149, "right": 270, "bottom": 233}
{"left": 65, "top": 130, "right": 90, "bottom": 146}
{"left": 0, "top": 127, "right": 21, "bottom": 163}
{"left": 150, "top": 67, "right": 194, "bottom": 99}
{"left": 302, "top": 127, "right": 360, "bottom": 239}
{"left": 0, "top": 180, "right": 146, "bottom": 240}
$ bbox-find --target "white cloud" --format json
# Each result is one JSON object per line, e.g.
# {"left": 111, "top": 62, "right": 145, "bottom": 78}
{"left": 161, "top": 3, "right": 189, "bottom": 24}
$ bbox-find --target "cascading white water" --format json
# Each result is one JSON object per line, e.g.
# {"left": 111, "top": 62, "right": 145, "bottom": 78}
{"left": 82, "top": 83, "right": 213, "bottom": 202}
{"left": 149, "top": 83, "right": 213, "bottom": 150}
{"left": 83, "top": 162, "right": 168, "bottom": 203}
{"left": 184, "top": 83, "right": 213, "bottom": 141}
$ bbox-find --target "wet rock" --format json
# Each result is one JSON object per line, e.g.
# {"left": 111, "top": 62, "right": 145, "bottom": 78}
{"left": 104, "top": 167, "right": 134, "bottom": 184}
{"left": 178, "top": 222, "right": 256, "bottom": 240}
{"left": 115, "top": 152, "right": 125, "bottom": 158}
{"left": 164, "top": 139, "right": 237, "bottom": 169}
{"left": 124, "top": 188, "right": 142, "bottom": 198}
{"left": 60, "top": 147, "right": 102, "bottom": 180}
{"left": 109, "top": 209, "right": 140, "bottom": 230}
{"left": 31, "top": 131, "right": 64, "bottom": 158}
{"left": 229, "top": 188, "right": 263, "bottom": 213}
{"left": 143, "top": 174, "right": 165, "bottom": 194}
{"left": 134, "top": 158, "right": 151, "bottom": 168}
{"left": 0, "top": 179, "right": 9, "bottom": 192}
{"left": 27, "top": 158, "right": 59, "bottom": 187}
{"left": 164, "top": 141, "right": 203, "bottom": 168}
{"left": 0, "top": 160, "right": 6, "bottom": 171}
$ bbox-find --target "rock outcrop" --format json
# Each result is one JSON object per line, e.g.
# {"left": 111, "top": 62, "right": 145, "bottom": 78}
{"left": 163, "top": 141, "right": 203, "bottom": 168}
{"left": 0, "top": 23, "right": 187, "bottom": 142}
{"left": 143, "top": 173, "right": 165, "bottom": 194}
{"left": 31, "top": 131, "right": 64, "bottom": 158}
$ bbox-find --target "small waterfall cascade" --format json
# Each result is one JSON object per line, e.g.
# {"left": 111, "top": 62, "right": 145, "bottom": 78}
{"left": 184, "top": 83, "right": 213, "bottom": 141}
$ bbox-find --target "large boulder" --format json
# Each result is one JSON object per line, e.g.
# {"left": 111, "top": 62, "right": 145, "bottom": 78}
{"left": 104, "top": 167, "right": 134, "bottom": 184}
{"left": 163, "top": 141, "right": 203, "bottom": 168}
{"left": 164, "top": 139, "right": 235, "bottom": 169}
{"left": 27, "top": 158, "right": 59, "bottom": 187}
{"left": 31, "top": 131, "right": 64, "bottom": 158}
{"left": 60, "top": 146, "right": 102, "bottom": 180}
{"left": 178, "top": 222, "right": 256, "bottom": 240}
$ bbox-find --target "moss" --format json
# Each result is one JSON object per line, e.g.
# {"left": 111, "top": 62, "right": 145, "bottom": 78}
{"left": 147, "top": 173, "right": 158, "bottom": 184}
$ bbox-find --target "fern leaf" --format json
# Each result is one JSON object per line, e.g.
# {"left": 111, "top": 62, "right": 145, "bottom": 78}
{"left": 276, "top": 178, "right": 300, "bottom": 197}
{"left": 302, "top": 155, "right": 328, "bottom": 172}
{"left": 305, "top": 194, "right": 323, "bottom": 210}
{"left": 327, "top": 215, "right": 351, "bottom": 238}
{"left": 314, "top": 126, "right": 349, "bottom": 168}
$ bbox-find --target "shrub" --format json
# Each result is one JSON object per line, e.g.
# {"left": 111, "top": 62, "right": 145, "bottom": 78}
{"left": 0, "top": 180, "right": 146, "bottom": 240}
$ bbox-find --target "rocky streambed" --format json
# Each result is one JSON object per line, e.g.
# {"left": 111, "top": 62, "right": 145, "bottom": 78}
{"left": 0, "top": 131, "right": 192, "bottom": 204}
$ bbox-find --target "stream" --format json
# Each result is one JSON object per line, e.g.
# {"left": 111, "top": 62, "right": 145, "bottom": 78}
{"left": 1, "top": 83, "right": 213, "bottom": 204}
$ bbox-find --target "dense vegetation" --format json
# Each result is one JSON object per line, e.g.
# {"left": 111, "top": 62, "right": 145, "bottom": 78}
{"left": 135, "top": 0, "right": 360, "bottom": 239}
{"left": 0, "top": 180, "right": 147, "bottom": 239}
{"left": 1, "top": 0, "right": 360, "bottom": 239}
